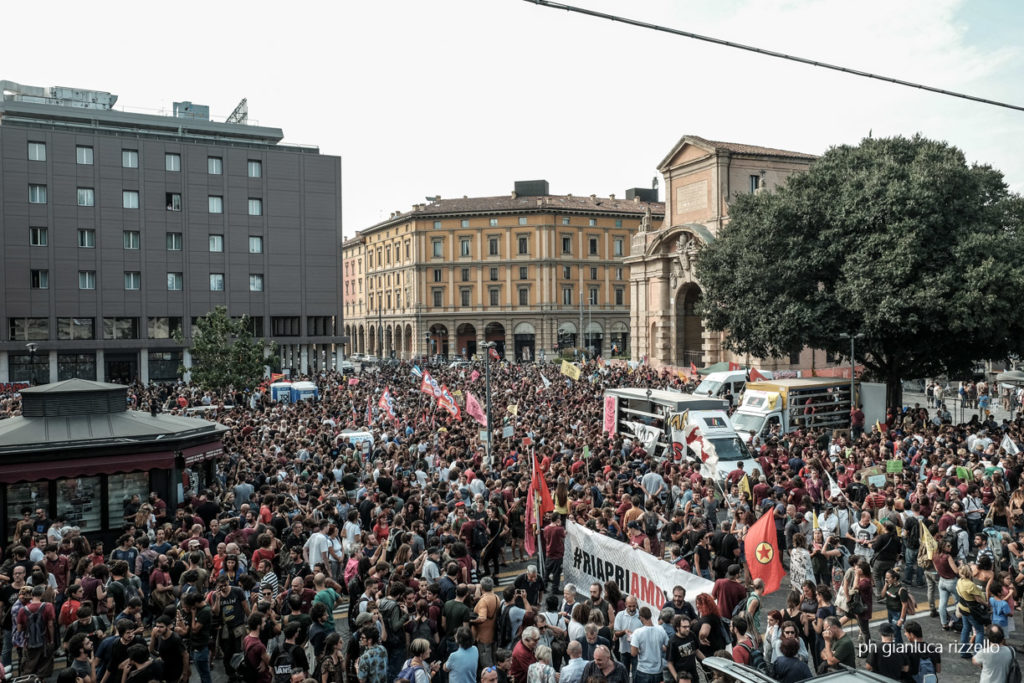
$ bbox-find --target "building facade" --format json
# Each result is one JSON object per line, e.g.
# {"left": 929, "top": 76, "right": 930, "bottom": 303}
{"left": 628, "top": 135, "right": 819, "bottom": 369}
{"left": 0, "top": 81, "right": 342, "bottom": 384}
{"left": 345, "top": 180, "right": 663, "bottom": 361}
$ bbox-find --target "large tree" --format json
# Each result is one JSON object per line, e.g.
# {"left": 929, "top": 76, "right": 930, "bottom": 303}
{"left": 174, "top": 306, "right": 277, "bottom": 393}
{"left": 696, "top": 134, "right": 1024, "bottom": 408}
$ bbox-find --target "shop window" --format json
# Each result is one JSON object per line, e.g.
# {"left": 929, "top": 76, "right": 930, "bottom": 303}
{"left": 108, "top": 472, "right": 150, "bottom": 529}
{"left": 57, "top": 352, "right": 97, "bottom": 381}
{"left": 7, "top": 482, "right": 49, "bottom": 540}
{"left": 57, "top": 477, "right": 101, "bottom": 532}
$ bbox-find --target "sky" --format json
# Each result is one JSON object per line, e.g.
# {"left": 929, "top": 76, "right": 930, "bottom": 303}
{"left": 5, "top": 0, "right": 1022, "bottom": 237}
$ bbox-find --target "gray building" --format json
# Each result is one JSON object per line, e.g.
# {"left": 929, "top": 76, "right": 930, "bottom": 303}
{"left": 0, "top": 81, "right": 342, "bottom": 384}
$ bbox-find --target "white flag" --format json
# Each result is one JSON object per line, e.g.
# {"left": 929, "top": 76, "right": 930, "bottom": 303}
{"left": 826, "top": 471, "right": 842, "bottom": 498}
{"left": 1002, "top": 434, "right": 1019, "bottom": 455}
{"left": 540, "top": 374, "right": 551, "bottom": 389}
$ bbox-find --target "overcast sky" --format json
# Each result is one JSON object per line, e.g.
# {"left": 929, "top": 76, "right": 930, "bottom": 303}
{"left": 7, "top": 0, "right": 1021, "bottom": 237}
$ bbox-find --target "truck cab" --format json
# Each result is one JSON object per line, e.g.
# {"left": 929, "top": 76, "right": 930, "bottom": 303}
{"left": 694, "top": 370, "right": 773, "bottom": 402}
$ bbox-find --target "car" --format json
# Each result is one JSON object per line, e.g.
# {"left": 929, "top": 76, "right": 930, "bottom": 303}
{"left": 449, "top": 360, "right": 473, "bottom": 369}
{"left": 349, "top": 353, "right": 364, "bottom": 362}
{"left": 362, "top": 355, "right": 380, "bottom": 364}
{"left": 701, "top": 656, "right": 896, "bottom": 683}
{"left": 338, "top": 361, "right": 355, "bottom": 373}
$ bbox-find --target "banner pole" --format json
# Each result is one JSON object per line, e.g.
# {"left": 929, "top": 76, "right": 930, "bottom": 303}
{"left": 533, "top": 445, "right": 546, "bottom": 580}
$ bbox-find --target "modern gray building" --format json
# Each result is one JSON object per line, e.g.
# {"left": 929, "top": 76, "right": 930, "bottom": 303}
{"left": 0, "top": 81, "right": 342, "bottom": 384}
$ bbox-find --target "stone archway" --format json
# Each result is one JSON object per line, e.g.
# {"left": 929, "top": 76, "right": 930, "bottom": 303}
{"left": 675, "top": 283, "right": 704, "bottom": 367}
{"left": 405, "top": 324, "right": 413, "bottom": 356}
{"left": 484, "top": 322, "right": 505, "bottom": 357}
{"left": 456, "top": 323, "right": 477, "bottom": 359}
{"left": 394, "top": 325, "right": 403, "bottom": 359}
{"left": 368, "top": 326, "right": 376, "bottom": 356}
{"left": 429, "top": 323, "right": 449, "bottom": 358}
{"left": 358, "top": 325, "right": 365, "bottom": 353}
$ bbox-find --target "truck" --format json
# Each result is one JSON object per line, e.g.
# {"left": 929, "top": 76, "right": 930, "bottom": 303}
{"left": 731, "top": 378, "right": 886, "bottom": 443}
{"left": 603, "top": 388, "right": 757, "bottom": 480}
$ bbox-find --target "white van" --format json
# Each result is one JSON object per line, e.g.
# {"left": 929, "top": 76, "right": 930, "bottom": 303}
{"left": 694, "top": 370, "right": 773, "bottom": 402}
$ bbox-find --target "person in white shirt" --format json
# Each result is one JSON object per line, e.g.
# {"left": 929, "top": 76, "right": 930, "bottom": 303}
{"left": 630, "top": 606, "right": 668, "bottom": 683}
{"left": 973, "top": 625, "right": 1015, "bottom": 682}
{"left": 847, "top": 510, "right": 877, "bottom": 561}
{"left": 559, "top": 641, "right": 587, "bottom": 683}
{"left": 421, "top": 546, "right": 441, "bottom": 583}
{"left": 613, "top": 597, "right": 642, "bottom": 675}
{"left": 303, "top": 519, "right": 331, "bottom": 571}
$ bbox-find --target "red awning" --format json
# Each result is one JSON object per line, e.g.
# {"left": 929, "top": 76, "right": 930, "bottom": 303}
{"left": 0, "top": 451, "right": 175, "bottom": 484}
{"left": 182, "top": 443, "right": 224, "bottom": 465}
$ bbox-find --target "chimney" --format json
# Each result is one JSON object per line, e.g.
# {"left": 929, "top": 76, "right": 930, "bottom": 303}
{"left": 609, "top": 193, "right": 615, "bottom": 200}
{"left": 511, "top": 191, "right": 517, "bottom": 199}
{"left": 590, "top": 194, "right": 596, "bottom": 199}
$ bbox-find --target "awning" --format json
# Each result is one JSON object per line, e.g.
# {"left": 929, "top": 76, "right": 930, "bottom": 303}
{"left": 0, "top": 451, "right": 175, "bottom": 484}
{"left": 182, "top": 443, "right": 224, "bottom": 465}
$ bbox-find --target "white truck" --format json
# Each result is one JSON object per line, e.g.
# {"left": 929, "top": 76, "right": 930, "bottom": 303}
{"left": 731, "top": 378, "right": 886, "bottom": 443}
{"left": 694, "top": 370, "right": 773, "bottom": 401}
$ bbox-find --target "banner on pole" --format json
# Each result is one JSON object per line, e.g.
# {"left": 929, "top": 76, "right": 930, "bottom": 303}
{"left": 564, "top": 521, "right": 714, "bottom": 611}
{"left": 602, "top": 395, "right": 618, "bottom": 435}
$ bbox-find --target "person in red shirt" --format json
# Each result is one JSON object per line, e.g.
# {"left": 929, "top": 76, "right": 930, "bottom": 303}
{"left": 711, "top": 564, "right": 747, "bottom": 619}
{"left": 509, "top": 626, "right": 539, "bottom": 683}
{"left": 17, "top": 585, "right": 55, "bottom": 677}
{"left": 541, "top": 516, "right": 566, "bottom": 587}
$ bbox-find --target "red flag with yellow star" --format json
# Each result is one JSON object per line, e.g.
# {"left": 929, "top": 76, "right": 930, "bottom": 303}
{"left": 745, "top": 510, "right": 784, "bottom": 595}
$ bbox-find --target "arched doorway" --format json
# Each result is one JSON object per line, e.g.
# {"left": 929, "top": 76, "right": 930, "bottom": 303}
{"left": 675, "top": 283, "right": 704, "bottom": 366}
{"left": 513, "top": 322, "right": 536, "bottom": 362}
{"left": 429, "top": 323, "right": 449, "bottom": 359}
{"left": 557, "top": 321, "right": 577, "bottom": 352}
{"left": 484, "top": 322, "right": 505, "bottom": 357}
{"left": 368, "top": 326, "right": 376, "bottom": 356}
{"left": 394, "top": 326, "right": 403, "bottom": 359}
{"left": 456, "top": 323, "right": 476, "bottom": 359}
{"left": 358, "top": 325, "right": 365, "bottom": 354}
{"left": 584, "top": 322, "right": 603, "bottom": 357}
{"left": 405, "top": 324, "right": 413, "bottom": 356}
{"left": 610, "top": 321, "right": 629, "bottom": 357}
{"left": 385, "top": 327, "right": 394, "bottom": 358}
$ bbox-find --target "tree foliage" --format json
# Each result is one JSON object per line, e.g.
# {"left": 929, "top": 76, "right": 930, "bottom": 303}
{"left": 174, "top": 306, "right": 277, "bottom": 393}
{"left": 696, "top": 134, "right": 1024, "bottom": 407}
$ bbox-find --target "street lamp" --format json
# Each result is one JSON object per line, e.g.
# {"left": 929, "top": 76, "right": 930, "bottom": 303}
{"left": 480, "top": 341, "right": 496, "bottom": 468}
{"left": 838, "top": 333, "right": 865, "bottom": 415}
{"left": 25, "top": 342, "right": 38, "bottom": 385}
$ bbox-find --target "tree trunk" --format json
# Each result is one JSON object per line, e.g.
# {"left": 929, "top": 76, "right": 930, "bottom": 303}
{"left": 885, "top": 375, "right": 903, "bottom": 412}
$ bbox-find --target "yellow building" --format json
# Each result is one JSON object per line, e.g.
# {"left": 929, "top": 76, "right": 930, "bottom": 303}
{"left": 344, "top": 180, "right": 663, "bottom": 361}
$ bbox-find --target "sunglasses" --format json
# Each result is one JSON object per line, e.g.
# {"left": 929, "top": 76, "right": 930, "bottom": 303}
{"left": 483, "top": 667, "right": 498, "bottom": 675}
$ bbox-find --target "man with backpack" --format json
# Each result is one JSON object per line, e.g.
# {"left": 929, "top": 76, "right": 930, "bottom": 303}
{"left": 271, "top": 621, "right": 310, "bottom": 683}
{"left": 379, "top": 581, "right": 410, "bottom": 680}
{"left": 729, "top": 616, "right": 765, "bottom": 672}
{"left": 902, "top": 505, "right": 924, "bottom": 587}
{"left": 17, "top": 584, "right": 55, "bottom": 677}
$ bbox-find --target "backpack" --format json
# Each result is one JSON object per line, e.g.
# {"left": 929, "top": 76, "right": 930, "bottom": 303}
{"left": 901, "top": 588, "right": 917, "bottom": 616}
{"left": 472, "top": 522, "right": 488, "bottom": 551}
{"left": 26, "top": 604, "right": 47, "bottom": 648}
{"left": 903, "top": 520, "right": 921, "bottom": 550}
{"left": 731, "top": 592, "right": 750, "bottom": 620}
{"left": 496, "top": 603, "right": 514, "bottom": 648}
{"left": 737, "top": 641, "right": 773, "bottom": 677}
{"left": 270, "top": 643, "right": 296, "bottom": 683}
{"left": 397, "top": 662, "right": 429, "bottom": 683}
{"left": 122, "top": 578, "right": 142, "bottom": 604}
{"left": 1007, "top": 647, "right": 1022, "bottom": 683}
{"left": 644, "top": 512, "right": 659, "bottom": 539}
{"left": 380, "top": 598, "right": 405, "bottom": 645}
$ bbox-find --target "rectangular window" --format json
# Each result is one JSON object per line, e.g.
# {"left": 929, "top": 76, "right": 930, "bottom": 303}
{"left": 209, "top": 273, "right": 225, "bottom": 291}
{"left": 460, "top": 238, "right": 471, "bottom": 257}
{"left": 589, "top": 218, "right": 597, "bottom": 227}
{"left": 519, "top": 266, "right": 528, "bottom": 280}
{"left": 31, "top": 269, "right": 48, "bottom": 289}
{"left": 209, "top": 196, "right": 223, "bottom": 213}
{"left": 519, "top": 217, "right": 528, "bottom": 226}
{"left": 124, "top": 271, "right": 141, "bottom": 290}
{"left": 590, "top": 267, "right": 598, "bottom": 280}
{"left": 249, "top": 274, "right": 264, "bottom": 292}
{"left": 122, "top": 149, "right": 139, "bottom": 168}
{"left": 76, "top": 146, "right": 94, "bottom": 165}
{"left": 589, "top": 237, "right": 598, "bottom": 255}
{"left": 123, "top": 230, "right": 140, "bottom": 249}
{"left": 78, "top": 270, "right": 96, "bottom": 290}
{"left": 432, "top": 239, "right": 443, "bottom": 258}
{"left": 562, "top": 217, "right": 570, "bottom": 225}
{"left": 147, "top": 317, "right": 182, "bottom": 339}
{"left": 750, "top": 174, "right": 761, "bottom": 193}
{"left": 563, "top": 266, "right": 571, "bottom": 279}
{"left": 29, "top": 227, "right": 47, "bottom": 246}
{"left": 518, "top": 236, "right": 528, "bottom": 255}
{"left": 461, "top": 268, "right": 470, "bottom": 282}
{"left": 562, "top": 287, "right": 573, "bottom": 306}
{"left": 208, "top": 156, "right": 223, "bottom": 175}
{"left": 433, "top": 289, "right": 443, "bottom": 307}
{"left": 616, "top": 267, "right": 624, "bottom": 280}
{"left": 247, "top": 160, "right": 262, "bottom": 177}
{"left": 613, "top": 238, "right": 624, "bottom": 257}
{"left": 489, "top": 289, "right": 499, "bottom": 306}
{"left": 78, "top": 229, "right": 95, "bottom": 248}
{"left": 270, "top": 317, "right": 300, "bottom": 336}
{"left": 461, "top": 219, "right": 470, "bottom": 228}
{"left": 8, "top": 318, "right": 49, "bottom": 341}
{"left": 307, "top": 317, "right": 336, "bottom": 336}
{"left": 433, "top": 269, "right": 442, "bottom": 283}
{"left": 28, "top": 184, "right": 47, "bottom": 204}
{"left": 167, "top": 272, "right": 183, "bottom": 290}
{"left": 489, "top": 218, "right": 498, "bottom": 227}
{"left": 209, "top": 234, "right": 224, "bottom": 252}
{"left": 615, "top": 287, "right": 624, "bottom": 306}
{"left": 57, "top": 318, "right": 95, "bottom": 340}
{"left": 122, "top": 190, "right": 139, "bottom": 209}
{"left": 249, "top": 235, "right": 263, "bottom": 253}
{"left": 166, "top": 192, "right": 181, "bottom": 211}
{"left": 562, "top": 236, "right": 572, "bottom": 254}
{"left": 433, "top": 220, "right": 442, "bottom": 229}
{"left": 489, "top": 267, "right": 498, "bottom": 281}
{"left": 488, "top": 237, "right": 499, "bottom": 256}
{"left": 165, "top": 153, "right": 181, "bottom": 172}
{"left": 27, "top": 142, "right": 46, "bottom": 161}
{"left": 166, "top": 232, "right": 182, "bottom": 250}
{"left": 248, "top": 198, "right": 263, "bottom": 216}
{"left": 77, "top": 188, "right": 95, "bottom": 206}
{"left": 519, "top": 288, "right": 529, "bottom": 306}
{"left": 615, "top": 219, "right": 623, "bottom": 228}
{"left": 589, "top": 288, "right": 599, "bottom": 305}
{"left": 461, "top": 289, "right": 471, "bottom": 307}
{"left": 789, "top": 349, "right": 801, "bottom": 365}
{"left": 103, "top": 317, "right": 139, "bottom": 340}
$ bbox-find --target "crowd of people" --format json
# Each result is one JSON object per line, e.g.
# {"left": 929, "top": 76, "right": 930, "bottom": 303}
{"left": 0, "top": 357, "right": 1021, "bottom": 683}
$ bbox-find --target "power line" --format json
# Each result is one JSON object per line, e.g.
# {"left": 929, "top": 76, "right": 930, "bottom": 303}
{"left": 523, "top": 0, "right": 1024, "bottom": 113}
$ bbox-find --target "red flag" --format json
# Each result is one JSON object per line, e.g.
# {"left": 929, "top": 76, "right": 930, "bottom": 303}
{"left": 744, "top": 511, "right": 785, "bottom": 595}
{"left": 489, "top": 347, "right": 500, "bottom": 361}
{"left": 465, "top": 391, "right": 487, "bottom": 427}
{"left": 728, "top": 361, "right": 741, "bottom": 371}
{"left": 347, "top": 377, "right": 360, "bottom": 386}
{"left": 749, "top": 367, "right": 768, "bottom": 383}
{"left": 470, "top": 370, "right": 480, "bottom": 382}
{"left": 378, "top": 387, "right": 397, "bottom": 423}
{"left": 365, "top": 398, "right": 372, "bottom": 426}
{"left": 523, "top": 456, "right": 554, "bottom": 556}
{"left": 690, "top": 362, "right": 699, "bottom": 377}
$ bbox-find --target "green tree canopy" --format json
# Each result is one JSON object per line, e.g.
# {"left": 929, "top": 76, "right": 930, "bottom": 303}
{"left": 174, "top": 306, "right": 277, "bottom": 393}
{"left": 696, "top": 134, "right": 1024, "bottom": 407}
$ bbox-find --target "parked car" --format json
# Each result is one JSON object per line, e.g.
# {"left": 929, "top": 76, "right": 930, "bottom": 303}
{"left": 701, "top": 656, "right": 896, "bottom": 683}
{"left": 338, "top": 361, "right": 355, "bottom": 373}
{"left": 449, "top": 360, "right": 473, "bottom": 369}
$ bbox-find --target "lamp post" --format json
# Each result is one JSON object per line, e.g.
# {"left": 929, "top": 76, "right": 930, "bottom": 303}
{"left": 480, "top": 341, "right": 495, "bottom": 468}
{"left": 838, "top": 333, "right": 865, "bottom": 414}
{"left": 25, "top": 342, "right": 38, "bottom": 385}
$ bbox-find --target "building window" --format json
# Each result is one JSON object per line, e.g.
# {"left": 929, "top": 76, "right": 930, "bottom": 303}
{"left": 368, "top": 252, "right": 373, "bottom": 268}
{"left": 615, "top": 287, "right": 624, "bottom": 306}
{"left": 166, "top": 232, "right": 183, "bottom": 250}
{"left": 123, "top": 230, "right": 140, "bottom": 249}
{"left": 76, "top": 146, "right": 94, "bottom": 165}
{"left": 460, "top": 289, "right": 471, "bottom": 307}
{"left": 518, "top": 236, "right": 528, "bottom": 255}
{"left": 433, "top": 220, "right": 442, "bottom": 229}
{"left": 28, "top": 184, "right": 47, "bottom": 204}
{"left": 488, "top": 237, "right": 499, "bottom": 256}
{"left": 31, "top": 270, "right": 48, "bottom": 289}
{"left": 271, "top": 317, "right": 300, "bottom": 336}
{"left": 124, "top": 271, "right": 141, "bottom": 290}
{"left": 405, "top": 241, "right": 410, "bottom": 259}
{"left": 78, "top": 270, "right": 96, "bottom": 290}
{"left": 122, "top": 190, "right": 139, "bottom": 209}
{"left": 562, "top": 217, "right": 570, "bottom": 225}
{"left": 77, "top": 188, "right": 95, "bottom": 206}
{"left": 589, "top": 237, "right": 598, "bottom": 255}
{"left": 489, "top": 267, "right": 498, "bottom": 281}
{"left": 432, "top": 239, "right": 443, "bottom": 258}
{"left": 248, "top": 160, "right": 262, "bottom": 178}
{"left": 58, "top": 318, "right": 95, "bottom": 340}
{"left": 78, "top": 229, "right": 95, "bottom": 248}
{"left": 789, "top": 349, "right": 801, "bottom": 365}
{"left": 103, "top": 317, "right": 139, "bottom": 340}
{"left": 166, "top": 192, "right": 182, "bottom": 211}
{"left": 519, "top": 266, "right": 528, "bottom": 280}
{"left": 248, "top": 198, "right": 263, "bottom": 216}
{"left": 460, "top": 238, "right": 471, "bottom": 257}
{"left": 207, "top": 234, "right": 223, "bottom": 252}
{"left": 489, "top": 289, "right": 499, "bottom": 306}
{"left": 167, "top": 272, "right": 183, "bottom": 291}
{"left": 562, "top": 236, "right": 572, "bottom": 254}
{"left": 489, "top": 218, "right": 498, "bottom": 227}
{"left": 208, "top": 156, "right": 223, "bottom": 175}
{"left": 461, "top": 268, "right": 470, "bottom": 282}
{"left": 589, "top": 267, "right": 597, "bottom": 280}
{"left": 249, "top": 274, "right": 264, "bottom": 291}
{"left": 613, "top": 238, "right": 624, "bottom": 257}
{"left": 8, "top": 318, "right": 49, "bottom": 341}
{"left": 589, "top": 288, "right": 599, "bottom": 305}
{"left": 563, "top": 266, "right": 571, "bottom": 279}
{"left": 589, "top": 218, "right": 596, "bottom": 227}
{"left": 29, "top": 227, "right": 47, "bottom": 246}
{"left": 27, "top": 142, "right": 46, "bottom": 161}
{"left": 165, "top": 153, "right": 181, "bottom": 172}
{"left": 615, "top": 267, "right": 623, "bottom": 280}
{"left": 562, "top": 287, "right": 573, "bottom": 305}
{"left": 750, "top": 174, "right": 761, "bottom": 193}
{"left": 516, "top": 217, "right": 526, "bottom": 226}
{"left": 208, "top": 196, "right": 223, "bottom": 213}
{"left": 122, "top": 149, "right": 139, "bottom": 168}
{"left": 433, "top": 269, "right": 442, "bottom": 283}
{"left": 147, "top": 317, "right": 182, "bottom": 339}
{"left": 461, "top": 219, "right": 469, "bottom": 228}
{"left": 432, "top": 289, "right": 443, "bottom": 307}
{"left": 210, "top": 273, "right": 225, "bottom": 291}
{"left": 519, "top": 288, "right": 529, "bottom": 306}
{"left": 307, "top": 316, "right": 335, "bottom": 336}
{"left": 249, "top": 235, "right": 263, "bottom": 253}
{"left": 615, "top": 219, "right": 623, "bottom": 228}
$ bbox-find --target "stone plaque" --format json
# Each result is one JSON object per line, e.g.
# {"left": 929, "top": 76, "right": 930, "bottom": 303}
{"left": 675, "top": 180, "right": 708, "bottom": 214}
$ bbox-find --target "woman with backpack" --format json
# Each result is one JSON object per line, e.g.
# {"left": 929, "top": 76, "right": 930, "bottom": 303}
{"left": 315, "top": 632, "right": 345, "bottom": 683}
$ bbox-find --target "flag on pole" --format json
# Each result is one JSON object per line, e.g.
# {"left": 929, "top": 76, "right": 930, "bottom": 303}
{"left": 690, "top": 362, "right": 699, "bottom": 377}
{"left": 749, "top": 367, "right": 768, "bottom": 382}
{"left": 507, "top": 404, "right": 518, "bottom": 416}
{"left": 469, "top": 370, "right": 480, "bottom": 382}
{"left": 438, "top": 385, "right": 461, "bottom": 420}
{"left": 378, "top": 387, "right": 397, "bottom": 423}
{"left": 541, "top": 374, "right": 552, "bottom": 390}
{"left": 465, "top": 392, "right": 487, "bottom": 426}
{"left": 826, "top": 470, "right": 842, "bottom": 499}
{"left": 561, "top": 360, "right": 581, "bottom": 381}
{"left": 365, "top": 398, "right": 372, "bottom": 426}
{"left": 270, "top": 373, "right": 285, "bottom": 382}
{"left": 744, "top": 509, "right": 785, "bottom": 594}
{"left": 738, "top": 474, "right": 751, "bottom": 500}
{"left": 728, "top": 361, "right": 741, "bottom": 371}
{"left": 524, "top": 453, "right": 554, "bottom": 556}
{"left": 411, "top": 365, "right": 423, "bottom": 378}
{"left": 582, "top": 445, "right": 591, "bottom": 459}
{"left": 875, "top": 420, "right": 888, "bottom": 434}
{"left": 347, "top": 377, "right": 360, "bottom": 386}
{"left": 812, "top": 510, "right": 819, "bottom": 530}
{"left": 920, "top": 521, "right": 937, "bottom": 560}
{"left": 488, "top": 347, "right": 500, "bottom": 361}
{"left": 1001, "top": 434, "right": 1020, "bottom": 455}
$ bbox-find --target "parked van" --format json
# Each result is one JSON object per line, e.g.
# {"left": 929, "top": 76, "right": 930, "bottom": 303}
{"left": 694, "top": 370, "right": 773, "bottom": 402}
